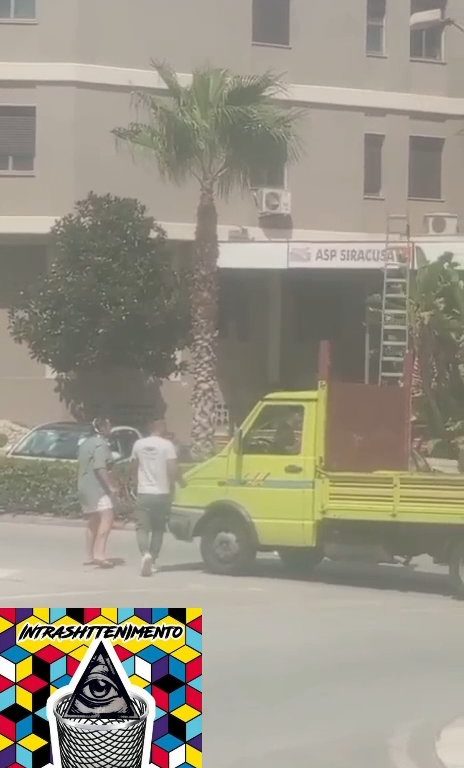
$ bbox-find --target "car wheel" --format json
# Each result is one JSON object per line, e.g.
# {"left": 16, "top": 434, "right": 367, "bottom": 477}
{"left": 200, "top": 514, "right": 256, "bottom": 575}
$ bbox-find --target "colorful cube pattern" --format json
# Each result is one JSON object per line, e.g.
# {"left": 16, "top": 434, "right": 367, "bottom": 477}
{"left": 0, "top": 609, "right": 202, "bottom": 768}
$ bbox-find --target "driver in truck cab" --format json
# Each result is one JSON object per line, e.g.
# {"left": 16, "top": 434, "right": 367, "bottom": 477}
{"left": 273, "top": 408, "right": 303, "bottom": 455}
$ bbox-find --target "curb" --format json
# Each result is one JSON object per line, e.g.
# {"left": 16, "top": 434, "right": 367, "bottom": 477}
{"left": 436, "top": 719, "right": 464, "bottom": 767}
{"left": 0, "top": 513, "right": 135, "bottom": 530}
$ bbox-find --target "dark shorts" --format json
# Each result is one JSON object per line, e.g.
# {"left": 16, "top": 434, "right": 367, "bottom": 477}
{"left": 135, "top": 494, "right": 171, "bottom": 528}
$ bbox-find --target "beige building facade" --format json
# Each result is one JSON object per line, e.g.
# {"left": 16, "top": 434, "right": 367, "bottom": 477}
{"left": 2, "top": 0, "right": 464, "bottom": 439}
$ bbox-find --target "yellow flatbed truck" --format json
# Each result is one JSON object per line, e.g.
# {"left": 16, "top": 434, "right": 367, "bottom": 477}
{"left": 170, "top": 351, "right": 464, "bottom": 596}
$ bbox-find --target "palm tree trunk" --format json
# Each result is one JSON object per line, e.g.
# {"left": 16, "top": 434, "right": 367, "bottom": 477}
{"left": 190, "top": 183, "right": 219, "bottom": 459}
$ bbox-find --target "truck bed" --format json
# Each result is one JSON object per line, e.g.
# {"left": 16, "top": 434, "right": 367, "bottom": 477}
{"left": 320, "top": 472, "right": 464, "bottom": 525}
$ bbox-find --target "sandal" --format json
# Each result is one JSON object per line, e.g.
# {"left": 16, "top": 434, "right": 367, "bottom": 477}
{"left": 93, "top": 559, "right": 115, "bottom": 569}
{"left": 83, "top": 560, "right": 97, "bottom": 566}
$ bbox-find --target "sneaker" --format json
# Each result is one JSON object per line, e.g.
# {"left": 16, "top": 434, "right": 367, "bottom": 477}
{"left": 140, "top": 553, "right": 153, "bottom": 577}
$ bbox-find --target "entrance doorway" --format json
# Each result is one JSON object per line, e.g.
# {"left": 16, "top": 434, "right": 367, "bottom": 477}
{"left": 279, "top": 270, "right": 382, "bottom": 389}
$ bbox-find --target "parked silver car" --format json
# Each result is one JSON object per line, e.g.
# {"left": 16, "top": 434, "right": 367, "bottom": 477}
{"left": 6, "top": 422, "right": 141, "bottom": 463}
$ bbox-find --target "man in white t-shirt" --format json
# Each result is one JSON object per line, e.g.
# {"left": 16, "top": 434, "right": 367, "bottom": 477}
{"left": 130, "top": 416, "right": 181, "bottom": 576}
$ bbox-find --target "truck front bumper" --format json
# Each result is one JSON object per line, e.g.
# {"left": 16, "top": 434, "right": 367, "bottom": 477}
{"left": 169, "top": 505, "right": 204, "bottom": 542}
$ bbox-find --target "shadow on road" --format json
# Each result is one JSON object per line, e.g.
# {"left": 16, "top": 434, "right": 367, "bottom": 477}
{"left": 162, "top": 556, "right": 454, "bottom": 597}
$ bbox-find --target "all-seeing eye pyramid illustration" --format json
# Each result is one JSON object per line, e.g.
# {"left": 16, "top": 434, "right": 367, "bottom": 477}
{"left": 47, "top": 641, "right": 155, "bottom": 768}
{"left": 63, "top": 642, "right": 138, "bottom": 719}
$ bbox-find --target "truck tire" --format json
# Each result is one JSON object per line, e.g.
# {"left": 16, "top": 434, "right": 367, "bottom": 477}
{"left": 448, "top": 541, "right": 464, "bottom": 597}
{"left": 200, "top": 514, "right": 256, "bottom": 575}
{"left": 279, "top": 547, "right": 323, "bottom": 574}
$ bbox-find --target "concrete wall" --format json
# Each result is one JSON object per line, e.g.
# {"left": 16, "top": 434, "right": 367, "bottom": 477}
{"left": 1, "top": 84, "right": 463, "bottom": 236}
{"left": 0, "top": 0, "right": 463, "bottom": 236}
{"left": 2, "top": 1, "right": 463, "bottom": 96}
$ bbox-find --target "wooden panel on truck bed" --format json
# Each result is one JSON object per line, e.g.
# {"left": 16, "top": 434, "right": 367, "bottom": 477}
{"left": 325, "top": 382, "right": 409, "bottom": 472}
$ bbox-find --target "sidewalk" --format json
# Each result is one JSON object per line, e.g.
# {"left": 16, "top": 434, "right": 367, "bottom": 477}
{"left": 0, "top": 512, "right": 135, "bottom": 529}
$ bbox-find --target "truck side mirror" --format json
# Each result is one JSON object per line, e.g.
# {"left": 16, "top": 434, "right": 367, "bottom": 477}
{"left": 234, "top": 428, "right": 243, "bottom": 454}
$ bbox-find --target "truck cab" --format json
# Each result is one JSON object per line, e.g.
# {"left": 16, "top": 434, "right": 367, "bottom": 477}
{"left": 170, "top": 387, "right": 326, "bottom": 574}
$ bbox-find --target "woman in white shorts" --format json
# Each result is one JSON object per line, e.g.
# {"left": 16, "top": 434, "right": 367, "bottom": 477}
{"left": 77, "top": 416, "right": 117, "bottom": 569}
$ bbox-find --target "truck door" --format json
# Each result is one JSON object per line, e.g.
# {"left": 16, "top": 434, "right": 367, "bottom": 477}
{"left": 228, "top": 402, "right": 317, "bottom": 547}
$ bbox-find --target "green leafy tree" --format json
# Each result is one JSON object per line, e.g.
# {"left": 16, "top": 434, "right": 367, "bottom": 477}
{"left": 9, "top": 192, "right": 189, "bottom": 382}
{"left": 114, "top": 62, "right": 303, "bottom": 458}
{"left": 410, "top": 252, "right": 464, "bottom": 450}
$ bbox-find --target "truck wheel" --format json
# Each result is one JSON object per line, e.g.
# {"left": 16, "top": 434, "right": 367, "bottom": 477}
{"left": 279, "top": 548, "right": 323, "bottom": 574}
{"left": 448, "top": 541, "right": 464, "bottom": 597}
{"left": 200, "top": 515, "right": 256, "bottom": 575}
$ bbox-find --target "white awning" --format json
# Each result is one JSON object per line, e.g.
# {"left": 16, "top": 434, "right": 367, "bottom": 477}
{"left": 218, "top": 241, "right": 288, "bottom": 269}
{"left": 219, "top": 239, "right": 464, "bottom": 270}
{"left": 218, "top": 240, "right": 404, "bottom": 270}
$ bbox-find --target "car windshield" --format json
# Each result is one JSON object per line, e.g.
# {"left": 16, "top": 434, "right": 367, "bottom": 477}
{"left": 12, "top": 427, "right": 92, "bottom": 460}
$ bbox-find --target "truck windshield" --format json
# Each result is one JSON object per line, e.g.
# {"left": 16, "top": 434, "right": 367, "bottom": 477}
{"left": 242, "top": 404, "right": 304, "bottom": 456}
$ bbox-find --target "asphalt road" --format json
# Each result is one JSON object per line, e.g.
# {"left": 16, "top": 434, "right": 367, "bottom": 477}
{"left": 1, "top": 519, "right": 464, "bottom": 768}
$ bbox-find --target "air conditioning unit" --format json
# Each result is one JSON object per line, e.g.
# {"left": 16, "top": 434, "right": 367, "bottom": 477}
{"left": 424, "top": 213, "right": 459, "bottom": 236}
{"left": 256, "top": 188, "right": 291, "bottom": 216}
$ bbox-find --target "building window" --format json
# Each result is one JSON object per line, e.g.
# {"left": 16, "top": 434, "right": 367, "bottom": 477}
{"left": 0, "top": 0, "right": 35, "bottom": 19}
{"left": 364, "top": 133, "right": 384, "bottom": 197}
{"left": 366, "top": 0, "right": 386, "bottom": 55}
{"left": 410, "top": 0, "right": 446, "bottom": 60}
{"left": 252, "top": 0, "right": 290, "bottom": 46}
{"left": 250, "top": 160, "right": 287, "bottom": 189}
{"left": 409, "top": 136, "right": 444, "bottom": 199}
{"left": 0, "top": 106, "right": 36, "bottom": 173}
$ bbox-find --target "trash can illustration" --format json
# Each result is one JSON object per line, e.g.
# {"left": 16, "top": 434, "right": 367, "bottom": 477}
{"left": 49, "top": 641, "right": 154, "bottom": 768}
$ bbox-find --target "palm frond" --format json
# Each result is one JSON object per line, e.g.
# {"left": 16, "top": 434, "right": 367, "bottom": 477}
{"left": 150, "top": 59, "right": 185, "bottom": 104}
{"left": 115, "top": 64, "right": 304, "bottom": 193}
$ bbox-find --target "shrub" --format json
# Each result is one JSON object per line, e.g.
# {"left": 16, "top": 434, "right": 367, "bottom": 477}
{"left": 0, "top": 458, "right": 133, "bottom": 518}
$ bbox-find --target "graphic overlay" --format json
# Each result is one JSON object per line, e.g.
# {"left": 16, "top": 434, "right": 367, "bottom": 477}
{"left": 0, "top": 609, "right": 202, "bottom": 768}
{"left": 62, "top": 642, "right": 138, "bottom": 718}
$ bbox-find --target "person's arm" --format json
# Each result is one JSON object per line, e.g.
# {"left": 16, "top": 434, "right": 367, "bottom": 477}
{"left": 127, "top": 443, "right": 139, "bottom": 499}
{"left": 166, "top": 441, "right": 181, "bottom": 496}
{"left": 93, "top": 444, "right": 118, "bottom": 497}
{"left": 167, "top": 459, "right": 178, "bottom": 497}
{"left": 177, "top": 462, "right": 187, "bottom": 488}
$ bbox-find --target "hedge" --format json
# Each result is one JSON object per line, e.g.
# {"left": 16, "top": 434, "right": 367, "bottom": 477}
{"left": 0, "top": 457, "right": 193, "bottom": 518}
{"left": 0, "top": 457, "right": 133, "bottom": 518}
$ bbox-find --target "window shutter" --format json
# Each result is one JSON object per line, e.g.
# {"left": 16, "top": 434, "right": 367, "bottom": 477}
{"left": 0, "top": 106, "right": 35, "bottom": 156}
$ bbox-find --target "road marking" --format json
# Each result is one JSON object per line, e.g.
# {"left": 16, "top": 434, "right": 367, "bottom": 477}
{"left": 436, "top": 719, "right": 464, "bottom": 767}
{"left": 388, "top": 721, "right": 423, "bottom": 768}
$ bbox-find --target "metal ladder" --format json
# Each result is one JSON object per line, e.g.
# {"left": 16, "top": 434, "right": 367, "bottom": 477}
{"left": 378, "top": 214, "right": 411, "bottom": 386}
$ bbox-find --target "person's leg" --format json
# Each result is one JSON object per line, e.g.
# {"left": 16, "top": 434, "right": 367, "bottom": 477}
{"left": 136, "top": 496, "right": 154, "bottom": 576}
{"left": 93, "top": 507, "right": 114, "bottom": 563}
{"left": 135, "top": 496, "right": 151, "bottom": 556}
{"left": 149, "top": 496, "right": 170, "bottom": 566}
{"left": 84, "top": 514, "right": 99, "bottom": 564}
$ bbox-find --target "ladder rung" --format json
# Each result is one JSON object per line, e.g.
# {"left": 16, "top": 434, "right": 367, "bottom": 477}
{"left": 381, "top": 372, "right": 404, "bottom": 378}
{"left": 386, "top": 278, "right": 408, "bottom": 284}
{"left": 385, "top": 294, "right": 407, "bottom": 299}
{"left": 384, "top": 325, "right": 408, "bottom": 331}
{"left": 382, "top": 356, "right": 405, "bottom": 362}
{"left": 385, "top": 309, "right": 407, "bottom": 314}
{"left": 382, "top": 341, "right": 408, "bottom": 347}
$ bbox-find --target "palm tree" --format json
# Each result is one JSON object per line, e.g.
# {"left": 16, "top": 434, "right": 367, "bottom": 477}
{"left": 113, "top": 62, "right": 303, "bottom": 459}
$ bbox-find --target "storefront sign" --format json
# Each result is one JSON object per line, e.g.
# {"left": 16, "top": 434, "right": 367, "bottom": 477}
{"left": 288, "top": 242, "right": 406, "bottom": 269}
